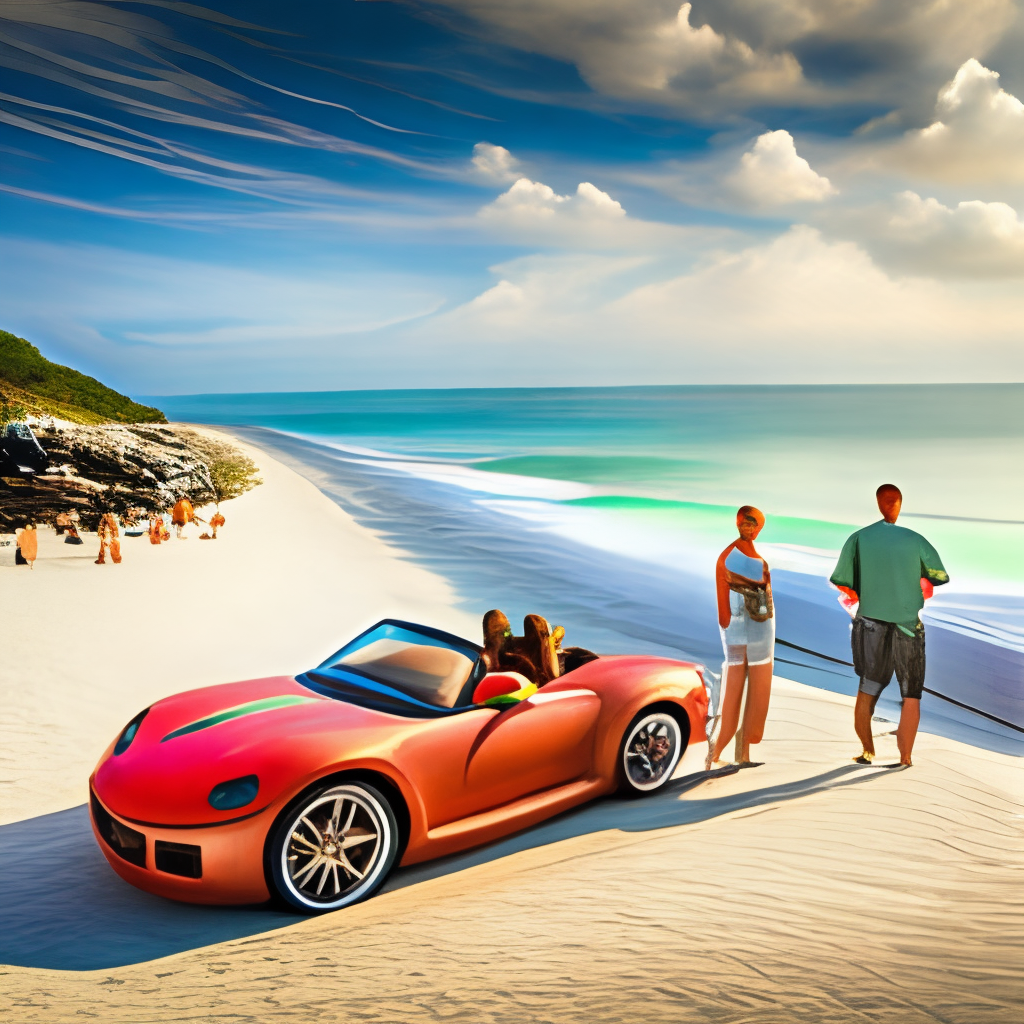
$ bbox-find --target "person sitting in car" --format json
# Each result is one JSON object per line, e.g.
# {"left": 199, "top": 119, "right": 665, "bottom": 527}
{"left": 481, "top": 610, "right": 598, "bottom": 687}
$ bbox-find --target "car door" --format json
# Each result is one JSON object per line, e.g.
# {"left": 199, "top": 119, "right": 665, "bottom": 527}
{"left": 462, "top": 686, "right": 602, "bottom": 812}
{"left": 399, "top": 686, "right": 602, "bottom": 830}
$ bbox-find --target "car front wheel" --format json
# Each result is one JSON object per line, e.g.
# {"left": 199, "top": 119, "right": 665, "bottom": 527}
{"left": 267, "top": 781, "right": 399, "bottom": 913}
{"left": 618, "top": 709, "right": 684, "bottom": 795}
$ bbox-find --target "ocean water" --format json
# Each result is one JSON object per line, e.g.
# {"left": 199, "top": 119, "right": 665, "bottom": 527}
{"left": 151, "top": 385, "right": 1024, "bottom": 742}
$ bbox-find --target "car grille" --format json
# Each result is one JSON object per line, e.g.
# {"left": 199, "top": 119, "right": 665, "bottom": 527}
{"left": 154, "top": 840, "right": 202, "bottom": 878}
{"left": 90, "top": 790, "right": 146, "bottom": 868}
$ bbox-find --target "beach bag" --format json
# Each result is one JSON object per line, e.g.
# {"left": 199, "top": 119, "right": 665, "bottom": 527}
{"left": 730, "top": 582, "right": 773, "bottom": 622}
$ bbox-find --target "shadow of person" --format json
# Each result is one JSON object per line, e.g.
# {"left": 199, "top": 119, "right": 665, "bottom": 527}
{"left": 0, "top": 764, "right": 886, "bottom": 971}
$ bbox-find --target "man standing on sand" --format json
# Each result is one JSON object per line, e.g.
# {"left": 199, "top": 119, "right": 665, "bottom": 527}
{"left": 830, "top": 484, "right": 949, "bottom": 767}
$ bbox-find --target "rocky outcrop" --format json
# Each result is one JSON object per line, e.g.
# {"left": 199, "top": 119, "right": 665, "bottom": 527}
{"left": 0, "top": 424, "right": 217, "bottom": 531}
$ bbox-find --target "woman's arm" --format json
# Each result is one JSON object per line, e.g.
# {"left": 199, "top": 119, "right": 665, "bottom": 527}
{"left": 715, "top": 547, "right": 733, "bottom": 629}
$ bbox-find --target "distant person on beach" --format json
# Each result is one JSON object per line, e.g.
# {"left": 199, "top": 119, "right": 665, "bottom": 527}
{"left": 148, "top": 511, "right": 164, "bottom": 545}
{"left": 122, "top": 507, "right": 146, "bottom": 536}
{"left": 711, "top": 506, "right": 775, "bottom": 767}
{"left": 54, "top": 511, "right": 72, "bottom": 535}
{"left": 15, "top": 523, "right": 38, "bottom": 569}
{"left": 830, "top": 484, "right": 949, "bottom": 768}
{"left": 96, "top": 513, "right": 122, "bottom": 565}
{"left": 171, "top": 496, "right": 194, "bottom": 539}
{"left": 210, "top": 509, "right": 225, "bottom": 539}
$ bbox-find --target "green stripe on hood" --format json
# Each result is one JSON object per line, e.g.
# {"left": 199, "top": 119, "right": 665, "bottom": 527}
{"left": 161, "top": 695, "right": 318, "bottom": 742}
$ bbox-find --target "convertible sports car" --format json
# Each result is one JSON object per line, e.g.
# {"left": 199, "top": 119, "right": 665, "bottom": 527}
{"left": 90, "top": 619, "right": 709, "bottom": 913}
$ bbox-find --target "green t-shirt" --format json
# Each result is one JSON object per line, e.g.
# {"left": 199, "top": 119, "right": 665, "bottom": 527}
{"left": 830, "top": 520, "right": 949, "bottom": 633}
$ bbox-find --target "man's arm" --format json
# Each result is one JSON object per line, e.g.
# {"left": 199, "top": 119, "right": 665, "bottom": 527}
{"left": 920, "top": 537, "right": 949, "bottom": 588}
{"left": 830, "top": 533, "right": 860, "bottom": 614}
{"left": 830, "top": 533, "right": 859, "bottom": 594}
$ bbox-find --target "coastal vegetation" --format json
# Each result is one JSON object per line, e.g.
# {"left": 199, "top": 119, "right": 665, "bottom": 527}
{"left": 0, "top": 329, "right": 165, "bottom": 424}
{"left": 179, "top": 430, "right": 263, "bottom": 503}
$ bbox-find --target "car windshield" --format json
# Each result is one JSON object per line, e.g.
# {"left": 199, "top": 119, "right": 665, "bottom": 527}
{"left": 318, "top": 622, "right": 481, "bottom": 709}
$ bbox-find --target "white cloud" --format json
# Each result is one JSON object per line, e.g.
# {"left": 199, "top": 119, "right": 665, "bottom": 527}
{"left": 416, "top": 226, "right": 1024, "bottom": 382}
{"left": 728, "top": 130, "right": 835, "bottom": 206}
{"left": 854, "top": 190, "right": 1024, "bottom": 277}
{"left": 427, "top": 1, "right": 1015, "bottom": 115}
{"left": 475, "top": 176, "right": 682, "bottom": 248}
{"left": 483, "top": 178, "right": 625, "bottom": 221}
{"left": 590, "top": 2, "right": 803, "bottom": 104}
{"left": 888, "top": 59, "right": 1024, "bottom": 185}
{"left": 8, "top": 227, "right": 1024, "bottom": 391}
{"left": 470, "top": 142, "right": 522, "bottom": 183}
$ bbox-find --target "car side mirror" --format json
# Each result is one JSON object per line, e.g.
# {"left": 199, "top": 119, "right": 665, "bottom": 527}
{"left": 472, "top": 673, "right": 531, "bottom": 706}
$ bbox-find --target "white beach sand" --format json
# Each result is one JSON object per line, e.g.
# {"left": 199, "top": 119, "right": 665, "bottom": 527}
{"left": 1, "top": 434, "right": 1021, "bottom": 1022}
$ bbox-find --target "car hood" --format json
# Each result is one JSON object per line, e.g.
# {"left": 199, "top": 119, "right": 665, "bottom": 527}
{"left": 92, "top": 676, "right": 420, "bottom": 826}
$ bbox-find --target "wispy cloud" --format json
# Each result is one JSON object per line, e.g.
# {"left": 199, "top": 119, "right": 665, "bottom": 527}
{"left": 0, "top": 0, "right": 452, "bottom": 210}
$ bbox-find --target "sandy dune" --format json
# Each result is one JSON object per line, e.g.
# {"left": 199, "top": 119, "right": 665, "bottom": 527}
{"left": 1, "top": 437, "right": 1021, "bottom": 1023}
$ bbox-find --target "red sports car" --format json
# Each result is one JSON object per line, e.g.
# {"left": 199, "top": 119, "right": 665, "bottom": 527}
{"left": 90, "top": 619, "right": 709, "bottom": 913}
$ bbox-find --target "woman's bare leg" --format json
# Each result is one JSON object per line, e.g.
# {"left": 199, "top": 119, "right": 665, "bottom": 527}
{"left": 737, "top": 661, "right": 773, "bottom": 761}
{"left": 711, "top": 660, "right": 747, "bottom": 762}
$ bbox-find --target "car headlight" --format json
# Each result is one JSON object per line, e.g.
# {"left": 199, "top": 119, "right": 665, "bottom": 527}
{"left": 208, "top": 775, "right": 259, "bottom": 811}
{"left": 114, "top": 708, "right": 149, "bottom": 756}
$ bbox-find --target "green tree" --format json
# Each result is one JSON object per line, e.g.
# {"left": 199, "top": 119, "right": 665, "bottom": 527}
{"left": 1, "top": 401, "right": 27, "bottom": 428}
{"left": 184, "top": 433, "right": 262, "bottom": 503}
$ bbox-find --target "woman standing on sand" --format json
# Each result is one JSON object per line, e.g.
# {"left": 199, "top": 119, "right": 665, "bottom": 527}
{"left": 710, "top": 506, "right": 775, "bottom": 767}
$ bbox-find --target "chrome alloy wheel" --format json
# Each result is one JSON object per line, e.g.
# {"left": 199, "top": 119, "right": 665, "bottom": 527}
{"left": 621, "top": 711, "right": 683, "bottom": 793}
{"left": 275, "top": 783, "right": 395, "bottom": 911}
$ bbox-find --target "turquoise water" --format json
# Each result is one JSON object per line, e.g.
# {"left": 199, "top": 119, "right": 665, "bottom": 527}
{"left": 152, "top": 385, "right": 1024, "bottom": 592}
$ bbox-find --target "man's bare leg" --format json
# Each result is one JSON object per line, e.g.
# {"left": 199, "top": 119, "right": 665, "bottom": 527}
{"left": 711, "top": 661, "right": 747, "bottom": 764}
{"left": 896, "top": 697, "right": 920, "bottom": 766}
{"left": 854, "top": 690, "right": 879, "bottom": 761}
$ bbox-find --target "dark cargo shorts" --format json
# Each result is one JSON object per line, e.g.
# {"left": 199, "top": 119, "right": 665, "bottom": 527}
{"left": 851, "top": 615, "right": 925, "bottom": 700}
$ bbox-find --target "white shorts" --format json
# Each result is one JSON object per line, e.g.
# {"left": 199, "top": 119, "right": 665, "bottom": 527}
{"left": 720, "top": 590, "right": 775, "bottom": 666}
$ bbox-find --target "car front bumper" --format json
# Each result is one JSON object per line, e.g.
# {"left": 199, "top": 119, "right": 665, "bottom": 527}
{"left": 89, "top": 785, "right": 273, "bottom": 905}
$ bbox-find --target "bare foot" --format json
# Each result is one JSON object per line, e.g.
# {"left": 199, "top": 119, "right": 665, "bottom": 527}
{"left": 852, "top": 751, "right": 874, "bottom": 765}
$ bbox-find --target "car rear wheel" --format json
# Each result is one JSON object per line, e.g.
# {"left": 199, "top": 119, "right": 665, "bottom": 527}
{"left": 618, "top": 709, "right": 684, "bottom": 795}
{"left": 267, "top": 781, "right": 399, "bottom": 914}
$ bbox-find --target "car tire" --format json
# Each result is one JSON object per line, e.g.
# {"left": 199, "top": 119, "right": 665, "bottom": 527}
{"left": 618, "top": 708, "right": 684, "bottom": 796}
{"left": 266, "top": 781, "right": 399, "bottom": 914}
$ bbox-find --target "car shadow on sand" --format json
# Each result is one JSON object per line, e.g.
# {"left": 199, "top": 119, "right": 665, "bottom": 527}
{"left": 0, "top": 764, "right": 885, "bottom": 971}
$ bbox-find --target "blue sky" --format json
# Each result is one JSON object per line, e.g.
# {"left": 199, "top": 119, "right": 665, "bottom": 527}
{"left": 2, "top": 0, "right": 1024, "bottom": 394}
